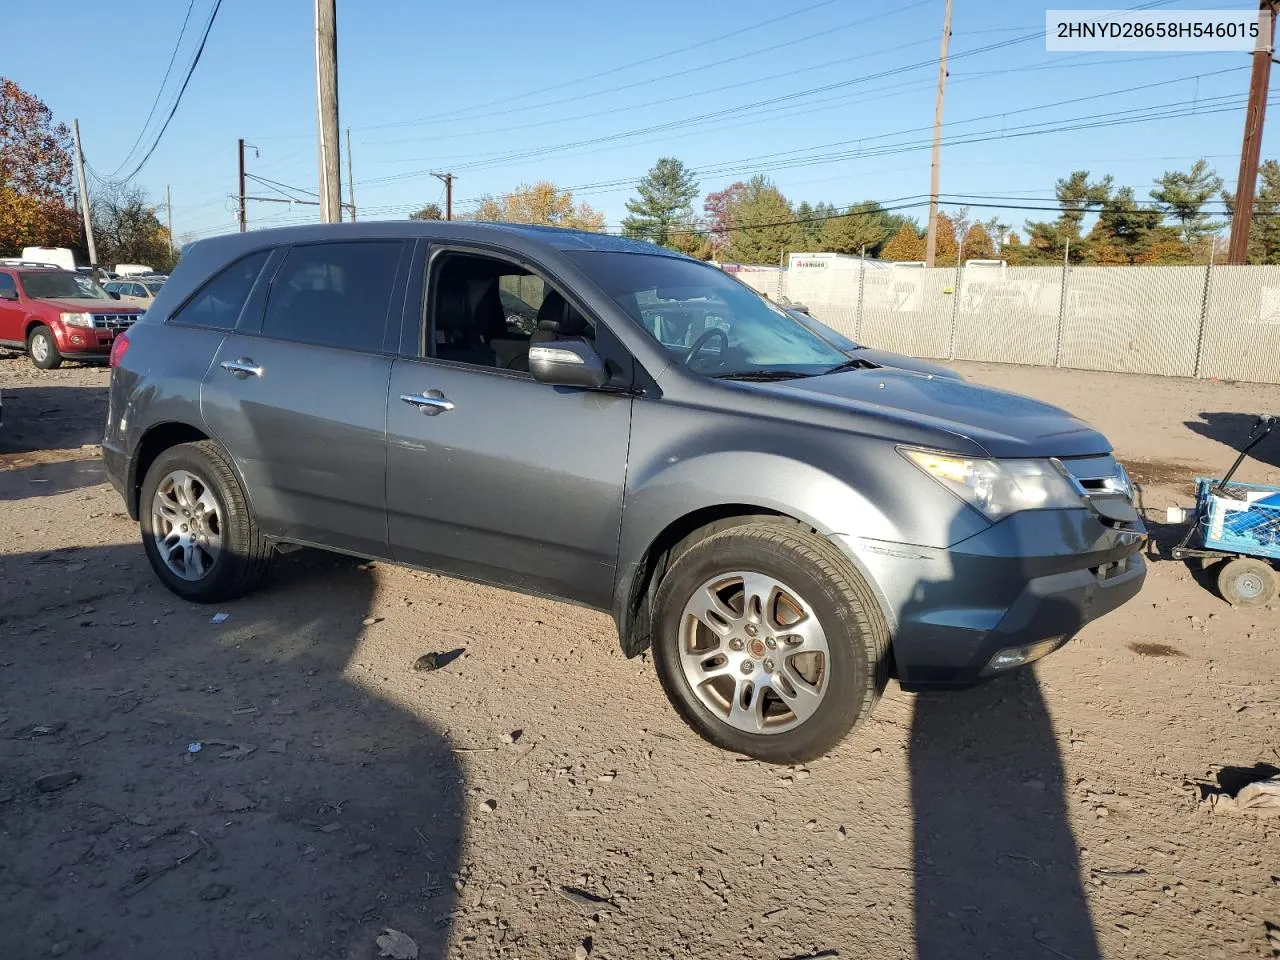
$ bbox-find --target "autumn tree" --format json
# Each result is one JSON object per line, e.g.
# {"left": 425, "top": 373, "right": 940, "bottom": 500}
{"left": 703, "top": 181, "right": 747, "bottom": 255}
{"left": 960, "top": 223, "right": 996, "bottom": 259}
{"left": 880, "top": 223, "right": 926, "bottom": 261}
{"left": 1084, "top": 186, "right": 1161, "bottom": 265}
{"left": 621, "top": 157, "right": 699, "bottom": 249}
{"left": 470, "top": 181, "right": 605, "bottom": 231}
{"left": 666, "top": 222, "right": 713, "bottom": 259}
{"left": 409, "top": 202, "right": 443, "bottom": 220}
{"left": 932, "top": 212, "right": 959, "bottom": 265}
{"left": 0, "top": 78, "right": 80, "bottom": 255}
{"left": 1151, "top": 159, "right": 1222, "bottom": 244}
{"left": 91, "top": 184, "right": 175, "bottom": 271}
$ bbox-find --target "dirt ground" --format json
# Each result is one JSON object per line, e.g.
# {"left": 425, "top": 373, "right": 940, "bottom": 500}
{"left": 1, "top": 353, "right": 1277, "bottom": 960}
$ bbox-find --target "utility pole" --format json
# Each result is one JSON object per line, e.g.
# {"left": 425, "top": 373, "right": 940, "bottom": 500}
{"left": 238, "top": 138, "right": 247, "bottom": 232}
{"left": 346, "top": 128, "right": 357, "bottom": 221}
{"left": 166, "top": 184, "right": 174, "bottom": 257}
{"left": 314, "top": 0, "right": 341, "bottom": 223}
{"left": 432, "top": 172, "right": 455, "bottom": 220}
{"left": 71, "top": 119, "right": 98, "bottom": 270}
{"left": 924, "top": 0, "right": 952, "bottom": 268}
{"left": 1228, "top": 0, "right": 1278, "bottom": 264}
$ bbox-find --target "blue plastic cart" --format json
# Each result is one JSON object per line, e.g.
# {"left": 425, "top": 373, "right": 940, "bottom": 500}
{"left": 1171, "top": 414, "right": 1278, "bottom": 606}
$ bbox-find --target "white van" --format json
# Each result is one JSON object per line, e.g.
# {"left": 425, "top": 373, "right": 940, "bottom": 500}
{"left": 21, "top": 246, "right": 76, "bottom": 271}
{"left": 115, "top": 264, "right": 155, "bottom": 277}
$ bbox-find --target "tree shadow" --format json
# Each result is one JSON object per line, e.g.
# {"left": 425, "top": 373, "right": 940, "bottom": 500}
{"left": 0, "top": 384, "right": 109, "bottom": 454}
{"left": 1184, "top": 411, "right": 1280, "bottom": 469}
{"left": 0, "top": 456, "right": 106, "bottom": 500}
{"left": 0, "top": 544, "right": 464, "bottom": 959}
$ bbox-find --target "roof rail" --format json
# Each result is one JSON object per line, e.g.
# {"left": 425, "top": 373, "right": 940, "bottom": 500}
{"left": 0, "top": 258, "right": 64, "bottom": 270}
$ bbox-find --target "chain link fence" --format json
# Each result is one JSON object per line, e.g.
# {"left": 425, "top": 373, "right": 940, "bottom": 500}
{"left": 761, "top": 261, "right": 1280, "bottom": 385}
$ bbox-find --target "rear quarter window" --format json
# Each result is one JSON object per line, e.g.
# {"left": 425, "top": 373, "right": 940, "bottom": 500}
{"left": 170, "top": 250, "right": 271, "bottom": 329}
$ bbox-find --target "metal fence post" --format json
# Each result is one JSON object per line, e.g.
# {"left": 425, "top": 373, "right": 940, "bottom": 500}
{"left": 1192, "top": 249, "right": 1215, "bottom": 378}
{"left": 855, "top": 246, "right": 866, "bottom": 341}
{"left": 948, "top": 259, "right": 962, "bottom": 359}
{"left": 1054, "top": 240, "right": 1070, "bottom": 368}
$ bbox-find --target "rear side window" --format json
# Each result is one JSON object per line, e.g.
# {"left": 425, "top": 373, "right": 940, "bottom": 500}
{"left": 261, "top": 241, "right": 400, "bottom": 352}
{"left": 171, "top": 250, "right": 270, "bottom": 329}
{"left": 0, "top": 273, "right": 16, "bottom": 297}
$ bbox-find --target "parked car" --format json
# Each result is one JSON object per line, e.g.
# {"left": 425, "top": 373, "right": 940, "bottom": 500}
{"left": 103, "top": 223, "right": 1147, "bottom": 763}
{"left": 104, "top": 277, "right": 165, "bottom": 308}
{"left": 0, "top": 264, "right": 143, "bottom": 369}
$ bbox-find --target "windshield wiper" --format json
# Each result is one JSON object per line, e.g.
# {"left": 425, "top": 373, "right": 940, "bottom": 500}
{"left": 710, "top": 370, "right": 813, "bottom": 381}
{"left": 822, "top": 356, "right": 880, "bottom": 375}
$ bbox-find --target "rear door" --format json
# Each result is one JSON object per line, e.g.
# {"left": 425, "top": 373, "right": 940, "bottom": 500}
{"left": 0, "top": 272, "right": 22, "bottom": 347}
{"left": 201, "top": 240, "right": 409, "bottom": 558}
{"left": 384, "top": 244, "right": 633, "bottom": 607}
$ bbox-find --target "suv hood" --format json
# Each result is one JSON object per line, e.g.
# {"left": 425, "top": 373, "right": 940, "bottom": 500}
{"left": 41, "top": 298, "right": 142, "bottom": 313}
{"left": 761, "top": 367, "right": 1109, "bottom": 458}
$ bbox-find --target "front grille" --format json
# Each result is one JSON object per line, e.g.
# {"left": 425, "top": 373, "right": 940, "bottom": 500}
{"left": 92, "top": 313, "right": 137, "bottom": 331}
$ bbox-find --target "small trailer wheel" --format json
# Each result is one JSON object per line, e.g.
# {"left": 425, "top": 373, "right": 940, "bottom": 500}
{"left": 1216, "top": 557, "right": 1278, "bottom": 607}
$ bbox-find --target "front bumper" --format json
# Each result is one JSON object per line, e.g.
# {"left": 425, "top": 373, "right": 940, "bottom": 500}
{"left": 837, "top": 508, "right": 1147, "bottom": 690}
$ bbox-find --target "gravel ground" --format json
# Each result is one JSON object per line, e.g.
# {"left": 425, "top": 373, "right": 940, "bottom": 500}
{"left": 1, "top": 353, "right": 1277, "bottom": 960}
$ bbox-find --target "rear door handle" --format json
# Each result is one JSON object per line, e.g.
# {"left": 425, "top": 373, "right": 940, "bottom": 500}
{"left": 400, "top": 390, "right": 455, "bottom": 415}
{"left": 221, "top": 358, "right": 264, "bottom": 379}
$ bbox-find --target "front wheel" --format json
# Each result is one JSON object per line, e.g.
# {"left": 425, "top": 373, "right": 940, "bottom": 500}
{"left": 139, "top": 440, "right": 273, "bottom": 602}
{"left": 652, "top": 521, "right": 890, "bottom": 764}
{"left": 28, "top": 325, "right": 62, "bottom": 369}
{"left": 1217, "top": 557, "right": 1277, "bottom": 607}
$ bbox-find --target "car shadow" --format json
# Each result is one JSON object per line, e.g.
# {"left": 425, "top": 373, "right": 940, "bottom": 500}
{"left": 0, "top": 456, "right": 106, "bottom": 500}
{"left": 0, "top": 544, "right": 464, "bottom": 959}
{"left": 1184, "top": 411, "right": 1279, "bottom": 469}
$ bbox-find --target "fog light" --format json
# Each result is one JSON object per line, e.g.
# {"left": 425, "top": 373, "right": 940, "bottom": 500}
{"left": 982, "top": 637, "right": 1065, "bottom": 675}
{"left": 71, "top": 334, "right": 84, "bottom": 346}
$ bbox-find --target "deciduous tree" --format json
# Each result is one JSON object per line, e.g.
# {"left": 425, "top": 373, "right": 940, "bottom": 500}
{"left": 0, "top": 78, "right": 79, "bottom": 255}
{"left": 91, "top": 184, "right": 175, "bottom": 271}
{"left": 880, "top": 223, "right": 926, "bottom": 261}
{"left": 409, "top": 202, "right": 443, "bottom": 220}
{"left": 470, "top": 181, "right": 605, "bottom": 231}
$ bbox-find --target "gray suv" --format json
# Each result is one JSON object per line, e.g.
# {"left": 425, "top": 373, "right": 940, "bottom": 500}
{"left": 103, "top": 223, "right": 1146, "bottom": 763}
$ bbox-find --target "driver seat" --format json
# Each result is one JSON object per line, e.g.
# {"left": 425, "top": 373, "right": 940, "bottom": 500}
{"left": 530, "top": 290, "right": 591, "bottom": 345}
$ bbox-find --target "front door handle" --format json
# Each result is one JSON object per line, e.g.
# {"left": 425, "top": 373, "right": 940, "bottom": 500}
{"left": 221, "top": 358, "right": 264, "bottom": 379}
{"left": 400, "top": 389, "right": 455, "bottom": 415}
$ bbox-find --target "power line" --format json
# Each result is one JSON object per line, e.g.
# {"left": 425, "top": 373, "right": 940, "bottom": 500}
{"left": 102, "top": 0, "right": 197, "bottom": 180}
{"left": 100, "top": 0, "right": 224, "bottom": 185}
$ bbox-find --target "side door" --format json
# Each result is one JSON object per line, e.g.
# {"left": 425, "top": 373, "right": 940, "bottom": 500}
{"left": 200, "top": 239, "right": 409, "bottom": 559}
{"left": 0, "top": 272, "right": 23, "bottom": 347}
{"left": 385, "top": 244, "right": 633, "bottom": 607}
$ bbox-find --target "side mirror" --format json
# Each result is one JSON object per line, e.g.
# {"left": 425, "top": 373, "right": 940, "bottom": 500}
{"left": 108, "top": 291, "right": 121, "bottom": 300}
{"left": 0, "top": 289, "right": 18, "bottom": 301}
{"left": 528, "top": 339, "right": 609, "bottom": 389}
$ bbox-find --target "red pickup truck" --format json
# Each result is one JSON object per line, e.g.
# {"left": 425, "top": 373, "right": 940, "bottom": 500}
{"left": 0, "top": 263, "right": 143, "bottom": 369}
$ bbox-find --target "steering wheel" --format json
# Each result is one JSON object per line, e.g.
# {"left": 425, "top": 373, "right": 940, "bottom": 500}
{"left": 685, "top": 327, "right": 729, "bottom": 367}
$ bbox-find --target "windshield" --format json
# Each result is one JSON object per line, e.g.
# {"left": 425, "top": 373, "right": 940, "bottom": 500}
{"left": 787, "top": 308, "right": 860, "bottom": 353}
{"left": 569, "top": 252, "right": 848, "bottom": 378}
{"left": 21, "top": 271, "right": 109, "bottom": 300}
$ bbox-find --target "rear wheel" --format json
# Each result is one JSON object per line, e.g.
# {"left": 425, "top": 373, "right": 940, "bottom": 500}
{"left": 27, "top": 326, "right": 62, "bottom": 370}
{"left": 1217, "top": 557, "right": 1277, "bottom": 607}
{"left": 652, "top": 521, "right": 889, "bottom": 764}
{"left": 139, "top": 441, "right": 273, "bottom": 602}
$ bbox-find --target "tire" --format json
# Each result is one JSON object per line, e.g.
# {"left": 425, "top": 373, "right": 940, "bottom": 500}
{"left": 139, "top": 440, "right": 273, "bottom": 602}
{"left": 27, "top": 325, "right": 62, "bottom": 370}
{"left": 1216, "top": 557, "right": 1277, "bottom": 607}
{"left": 651, "top": 520, "right": 890, "bottom": 764}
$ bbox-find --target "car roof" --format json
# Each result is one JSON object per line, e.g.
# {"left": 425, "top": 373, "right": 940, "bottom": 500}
{"left": 185, "top": 220, "right": 691, "bottom": 261}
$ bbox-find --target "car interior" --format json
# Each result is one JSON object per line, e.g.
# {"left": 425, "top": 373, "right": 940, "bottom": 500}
{"left": 430, "top": 253, "right": 595, "bottom": 371}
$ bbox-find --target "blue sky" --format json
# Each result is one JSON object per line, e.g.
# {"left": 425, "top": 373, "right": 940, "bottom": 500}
{"left": 8, "top": 0, "right": 1267, "bottom": 242}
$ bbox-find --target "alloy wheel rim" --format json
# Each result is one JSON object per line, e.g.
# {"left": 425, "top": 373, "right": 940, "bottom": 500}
{"left": 678, "top": 571, "right": 829, "bottom": 735}
{"left": 151, "top": 469, "right": 223, "bottom": 581}
{"left": 30, "top": 335, "right": 48, "bottom": 362}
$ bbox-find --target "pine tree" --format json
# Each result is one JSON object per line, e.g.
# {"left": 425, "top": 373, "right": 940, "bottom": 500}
{"left": 818, "top": 201, "right": 891, "bottom": 255}
{"left": 621, "top": 157, "right": 699, "bottom": 248}
{"left": 724, "top": 175, "right": 793, "bottom": 264}
{"left": 1151, "top": 159, "right": 1222, "bottom": 244}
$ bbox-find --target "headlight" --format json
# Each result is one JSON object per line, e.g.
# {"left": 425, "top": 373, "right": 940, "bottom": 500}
{"left": 900, "top": 448, "right": 1084, "bottom": 520}
{"left": 60, "top": 312, "right": 94, "bottom": 327}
